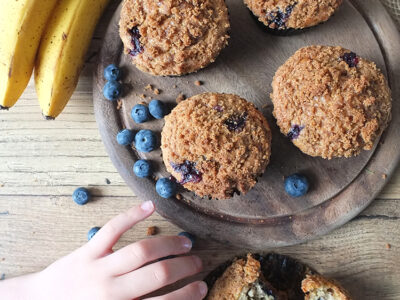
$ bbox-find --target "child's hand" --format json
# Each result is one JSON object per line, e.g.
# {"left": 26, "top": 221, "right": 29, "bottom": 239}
{"left": 0, "top": 201, "right": 207, "bottom": 300}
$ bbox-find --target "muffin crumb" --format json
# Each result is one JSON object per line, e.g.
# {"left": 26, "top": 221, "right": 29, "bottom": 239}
{"left": 194, "top": 80, "right": 202, "bottom": 86}
{"left": 176, "top": 93, "right": 186, "bottom": 103}
{"left": 386, "top": 243, "right": 391, "bottom": 250}
{"left": 147, "top": 226, "right": 158, "bottom": 236}
{"left": 154, "top": 88, "right": 160, "bottom": 95}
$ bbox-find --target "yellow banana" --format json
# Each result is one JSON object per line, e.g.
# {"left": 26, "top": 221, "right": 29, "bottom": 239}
{"left": 35, "top": 0, "right": 110, "bottom": 119}
{"left": 0, "top": 0, "right": 58, "bottom": 109}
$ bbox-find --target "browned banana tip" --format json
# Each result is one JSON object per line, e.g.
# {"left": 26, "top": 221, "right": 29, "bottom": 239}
{"left": 0, "top": 105, "right": 9, "bottom": 110}
{"left": 42, "top": 113, "right": 55, "bottom": 120}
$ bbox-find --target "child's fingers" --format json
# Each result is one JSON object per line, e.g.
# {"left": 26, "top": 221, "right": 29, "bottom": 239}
{"left": 102, "top": 235, "right": 192, "bottom": 275}
{"left": 87, "top": 201, "right": 155, "bottom": 257}
{"left": 115, "top": 255, "right": 203, "bottom": 299}
{"left": 145, "top": 281, "right": 208, "bottom": 300}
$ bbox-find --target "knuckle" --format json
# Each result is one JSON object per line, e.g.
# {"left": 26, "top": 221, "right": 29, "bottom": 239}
{"left": 153, "top": 262, "right": 171, "bottom": 285}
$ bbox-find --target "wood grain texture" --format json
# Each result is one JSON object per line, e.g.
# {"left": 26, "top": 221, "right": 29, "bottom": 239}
{"left": 93, "top": 0, "right": 400, "bottom": 248}
{"left": 0, "top": 0, "right": 399, "bottom": 299}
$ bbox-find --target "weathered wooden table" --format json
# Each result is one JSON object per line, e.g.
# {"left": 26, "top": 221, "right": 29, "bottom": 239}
{"left": 1, "top": 4, "right": 400, "bottom": 299}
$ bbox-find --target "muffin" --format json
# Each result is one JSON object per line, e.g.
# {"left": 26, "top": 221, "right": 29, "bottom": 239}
{"left": 271, "top": 45, "right": 392, "bottom": 159}
{"left": 161, "top": 93, "right": 271, "bottom": 199}
{"left": 302, "top": 274, "right": 352, "bottom": 300}
{"left": 207, "top": 254, "right": 283, "bottom": 300}
{"left": 244, "top": 0, "right": 343, "bottom": 34}
{"left": 119, "top": 0, "right": 230, "bottom": 76}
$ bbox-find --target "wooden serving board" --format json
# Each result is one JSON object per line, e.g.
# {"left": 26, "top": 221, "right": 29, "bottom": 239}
{"left": 93, "top": 0, "right": 400, "bottom": 248}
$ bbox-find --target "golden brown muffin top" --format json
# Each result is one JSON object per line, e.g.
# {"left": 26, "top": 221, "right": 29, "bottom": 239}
{"left": 161, "top": 93, "right": 271, "bottom": 199}
{"left": 119, "top": 0, "right": 230, "bottom": 76}
{"left": 271, "top": 45, "right": 391, "bottom": 159}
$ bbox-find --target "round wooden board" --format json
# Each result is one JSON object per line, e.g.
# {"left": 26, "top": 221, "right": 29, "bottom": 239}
{"left": 93, "top": 0, "right": 400, "bottom": 248}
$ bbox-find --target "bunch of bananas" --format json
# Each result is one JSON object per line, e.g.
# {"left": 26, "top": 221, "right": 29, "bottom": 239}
{"left": 0, "top": 0, "right": 110, "bottom": 119}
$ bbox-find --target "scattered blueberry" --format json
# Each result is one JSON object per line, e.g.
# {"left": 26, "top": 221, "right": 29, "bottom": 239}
{"left": 87, "top": 227, "right": 101, "bottom": 241}
{"left": 178, "top": 231, "right": 196, "bottom": 245}
{"left": 103, "top": 80, "right": 122, "bottom": 101}
{"left": 116, "top": 129, "right": 135, "bottom": 146}
{"left": 171, "top": 160, "right": 202, "bottom": 184}
{"left": 156, "top": 177, "right": 177, "bottom": 198}
{"left": 267, "top": 3, "right": 296, "bottom": 30}
{"left": 341, "top": 52, "right": 359, "bottom": 67}
{"left": 225, "top": 112, "right": 248, "bottom": 132}
{"left": 72, "top": 187, "right": 91, "bottom": 205}
{"left": 287, "top": 125, "right": 304, "bottom": 140}
{"left": 134, "top": 129, "right": 157, "bottom": 152}
{"left": 129, "top": 26, "right": 144, "bottom": 56}
{"left": 284, "top": 174, "right": 309, "bottom": 197}
{"left": 131, "top": 104, "right": 150, "bottom": 123}
{"left": 133, "top": 160, "right": 152, "bottom": 178}
{"left": 104, "top": 64, "right": 121, "bottom": 81}
{"left": 149, "top": 99, "right": 166, "bottom": 119}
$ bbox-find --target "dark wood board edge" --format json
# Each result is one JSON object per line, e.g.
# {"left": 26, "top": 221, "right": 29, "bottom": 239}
{"left": 93, "top": 0, "right": 400, "bottom": 249}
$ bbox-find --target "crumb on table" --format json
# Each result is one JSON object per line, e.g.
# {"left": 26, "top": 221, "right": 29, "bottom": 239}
{"left": 154, "top": 88, "right": 160, "bottom": 95}
{"left": 194, "top": 80, "right": 202, "bottom": 86}
{"left": 176, "top": 193, "right": 183, "bottom": 200}
{"left": 176, "top": 93, "right": 186, "bottom": 103}
{"left": 147, "top": 226, "right": 159, "bottom": 236}
{"left": 382, "top": 173, "right": 387, "bottom": 179}
{"left": 386, "top": 243, "right": 391, "bottom": 250}
{"left": 116, "top": 100, "right": 122, "bottom": 110}
{"left": 145, "top": 84, "right": 153, "bottom": 91}
{"left": 140, "top": 94, "right": 146, "bottom": 99}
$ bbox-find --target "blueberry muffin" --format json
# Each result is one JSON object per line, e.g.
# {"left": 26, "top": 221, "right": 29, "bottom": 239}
{"left": 207, "top": 254, "right": 283, "bottom": 300}
{"left": 244, "top": 0, "right": 342, "bottom": 34}
{"left": 161, "top": 93, "right": 271, "bottom": 199}
{"left": 302, "top": 274, "right": 352, "bottom": 300}
{"left": 271, "top": 45, "right": 392, "bottom": 159}
{"left": 119, "top": 0, "right": 230, "bottom": 76}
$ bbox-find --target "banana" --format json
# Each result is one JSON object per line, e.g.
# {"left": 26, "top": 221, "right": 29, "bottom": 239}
{"left": 0, "top": 0, "right": 58, "bottom": 109}
{"left": 35, "top": 0, "right": 110, "bottom": 119}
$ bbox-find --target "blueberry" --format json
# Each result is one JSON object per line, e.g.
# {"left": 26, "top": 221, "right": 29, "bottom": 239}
{"left": 287, "top": 125, "right": 304, "bottom": 140}
{"left": 284, "top": 174, "right": 309, "bottom": 197}
{"left": 171, "top": 160, "right": 202, "bottom": 184}
{"left": 178, "top": 231, "right": 196, "bottom": 245}
{"left": 87, "top": 226, "right": 101, "bottom": 241}
{"left": 341, "top": 52, "right": 359, "bottom": 67}
{"left": 116, "top": 129, "right": 135, "bottom": 146}
{"left": 129, "top": 26, "right": 144, "bottom": 56}
{"left": 72, "top": 187, "right": 91, "bottom": 205}
{"left": 149, "top": 99, "right": 166, "bottom": 119}
{"left": 156, "top": 177, "right": 177, "bottom": 198}
{"left": 225, "top": 112, "right": 248, "bottom": 132}
{"left": 131, "top": 104, "right": 150, "bottom": 123}
{"left": 133, "top": 159, "right": 152, "bottom": 178}
{"left": 104, "top": 64, "right": 121, "bottom": 81}
{"left": 103, "top": 80, "right": 122, "bottom": 101}
{"left": 267, "top": 4, "right": 296, "bottom": 30}
{"left": 134, "top": 129, "right": 157, "bottom": 152}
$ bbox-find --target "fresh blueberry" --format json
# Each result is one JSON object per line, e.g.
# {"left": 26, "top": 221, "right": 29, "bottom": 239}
{"left": 72, "top": 187, "right": 91, "bottom": 205}
{"left": 87, "top": 226, "right": 101, "bottom": 241}
{"left": 116, "top": 129, "right": 135, "bottom": 146}
{"left": 134, "top": 129, "right": 157, "bottom": 152}
{"left": 131, "top": 104, "right": 150, "bottom": 123}
{"left": 104, "top": 64, "right": 121, "bottom": 81}
{"left": 171, "top": 160, "right": 202, "bottom": 184}
{"left": 133, "top": 159, "right": 152, "bottom": 178}
{"left": 284, "top": 174, "right": 309, "bottom": 197}
{"left": 178, "top": 232, "right": 196, "bottom": 246}
{"left": 156, "top": 177, "right": 177, "bottom": 198}
{"left": 149, "top": 99, "right": 166, "bottom": 119}
{"left": 103, "top": 80, "right": 122, "bottom": 101}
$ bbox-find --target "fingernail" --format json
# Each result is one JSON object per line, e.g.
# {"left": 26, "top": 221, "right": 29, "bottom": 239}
{"left": 141, "top": 201, "right": 154, "bottom": 212}
{"left": 180, "top": 236, "right": 192, "bottom": 250}
{"left": 193, "top": 256, "right": 203, "bottom": 270}
{"left": 198, "top": 281, "right": 208, "bottom": 297}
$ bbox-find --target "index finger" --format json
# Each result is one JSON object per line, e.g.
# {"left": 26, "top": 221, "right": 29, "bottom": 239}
{"left": 86, "top": 201, "right": 155, "bottom": 258}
